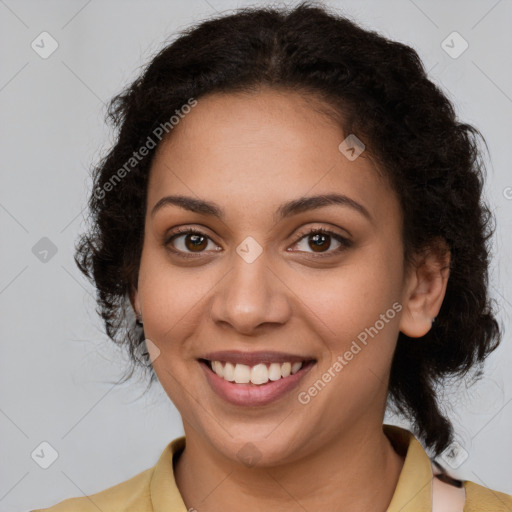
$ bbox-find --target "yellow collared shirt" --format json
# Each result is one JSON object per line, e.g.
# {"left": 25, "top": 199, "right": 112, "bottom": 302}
{"left": 31, "top": 424, "right": 512, "bottom": 511}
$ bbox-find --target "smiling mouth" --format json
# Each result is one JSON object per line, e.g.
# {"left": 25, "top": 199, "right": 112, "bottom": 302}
{"left": 199, "top": 358, "right": 316, "bottom": 386}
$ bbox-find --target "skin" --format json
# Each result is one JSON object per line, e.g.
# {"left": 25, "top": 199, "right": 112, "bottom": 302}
{"left": 131, "top": 86, "right": 450, "bottom": 512}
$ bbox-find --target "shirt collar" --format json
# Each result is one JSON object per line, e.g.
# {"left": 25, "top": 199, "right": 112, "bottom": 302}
{"left": 384, "top": 424, "right": 434, "bottom": 511}
{"left": 150, "top": 435, "right": 188, "bottom": 512}
{"left": 150, "top": 424, "right": 433, "bottom": 512}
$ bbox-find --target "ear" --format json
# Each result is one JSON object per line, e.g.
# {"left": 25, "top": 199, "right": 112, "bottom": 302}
{"left": 399, "top": 239, "right": 450, "bottom": 338}
{"left": 129, "top": 284, "right": 141, "bottom": 317}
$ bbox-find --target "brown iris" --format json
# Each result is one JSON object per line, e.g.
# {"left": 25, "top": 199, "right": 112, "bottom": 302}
{"left": 308, "top": 232, "right": 332, "bottom": 252}
{"left": 185, "top": 233, "right": 208, "bottom": 252}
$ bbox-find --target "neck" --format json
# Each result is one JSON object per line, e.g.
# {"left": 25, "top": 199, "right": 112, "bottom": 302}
{"left": 174, "top": 422, "right": 405, "bottom": 512}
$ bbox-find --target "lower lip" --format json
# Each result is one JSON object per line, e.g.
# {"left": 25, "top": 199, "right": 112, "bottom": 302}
{"left": 199, "top": 360, "right": 315, "bottom": 406}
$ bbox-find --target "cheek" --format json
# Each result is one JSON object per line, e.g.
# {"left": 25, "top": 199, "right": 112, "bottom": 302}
{"left": 299, "top": 245, "right": 402, "bottom": 346}
{"left": 136, "top": 252, "right": 214, "bottom": 352}
{"left": 299, "top": 263, "right": 402, "bottom": 420}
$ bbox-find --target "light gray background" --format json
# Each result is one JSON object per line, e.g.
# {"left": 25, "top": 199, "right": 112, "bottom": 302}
{"left": 1, "top": 1, "right": 511, "bottom": 510}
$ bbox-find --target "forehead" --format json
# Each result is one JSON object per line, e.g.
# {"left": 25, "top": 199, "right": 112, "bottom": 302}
{"left": 147, "top": 88, "right": 399, "bottom": 226}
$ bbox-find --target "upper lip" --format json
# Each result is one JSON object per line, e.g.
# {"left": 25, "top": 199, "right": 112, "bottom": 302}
{"left": 199, "top": 350, "right": 316, "bottom": 366}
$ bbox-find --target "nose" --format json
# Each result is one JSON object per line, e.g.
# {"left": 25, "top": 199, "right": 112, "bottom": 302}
{"left": 209, "top": 250, "right": 292, "bottom": 335}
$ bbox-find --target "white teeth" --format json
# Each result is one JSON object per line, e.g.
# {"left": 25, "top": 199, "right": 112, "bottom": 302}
{"left": 268, "top": 362, "right": 282, "bottom": 381}
{"left": 291, "top": 361, "right": 302, "bottom": 374}
{"left": 233, "top": 363, "right": 251, "bottom": 384}
{"left": 209, "top": 360, "right": 305, "bottom": 385}
{"left": 212, "top": 360, "right": 224, "bottom": 378}
{"left": 223, "top": 361, "right": 235, "bottom": 381}
{"left": 250, "top": 363, "right": 268, "bottom": 385}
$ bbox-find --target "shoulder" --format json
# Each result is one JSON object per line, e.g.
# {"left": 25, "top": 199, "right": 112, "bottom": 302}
{"left": 29, "top": 466, "right": 154, "bottom": 512}
{"left": 463, "top": 479, "right": 512, "bottom": 511}
{"left": 29, "top": 437, "right": 186, "bottom": 512}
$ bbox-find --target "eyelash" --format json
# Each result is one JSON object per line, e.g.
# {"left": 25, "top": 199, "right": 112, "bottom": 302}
{"left": 164, "top": 226, "right": 352, "bottom": 259}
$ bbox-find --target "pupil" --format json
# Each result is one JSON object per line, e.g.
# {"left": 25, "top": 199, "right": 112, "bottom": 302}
{"left": 310, "top": 233, "right": 330, "bottom": 252}
{"left": 187, "top": 234, "right": 207, "bottom": 251}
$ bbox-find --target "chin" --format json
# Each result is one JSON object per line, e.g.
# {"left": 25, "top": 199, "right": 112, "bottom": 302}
{"left": 205, "top": 426, "right": 306, "bottom": 468}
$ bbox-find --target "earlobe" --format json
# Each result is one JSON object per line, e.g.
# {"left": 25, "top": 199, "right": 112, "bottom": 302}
{"left": 399, "top": 242, "right": 450, "bottom": 338}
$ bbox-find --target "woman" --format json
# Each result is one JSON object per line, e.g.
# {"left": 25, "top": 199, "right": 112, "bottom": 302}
{"left": 32, "top": 2, "right": 512, "bottom": 510}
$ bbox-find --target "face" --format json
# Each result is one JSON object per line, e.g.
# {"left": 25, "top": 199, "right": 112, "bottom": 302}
{"left": 132, "top": 87, "right": 415, "bottom": 466}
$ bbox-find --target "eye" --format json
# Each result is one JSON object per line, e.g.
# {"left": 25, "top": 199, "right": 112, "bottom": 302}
{"left": 165, "top": 227, "right": 220, "bottom": 256}
{"left": 164, "top": 226, "right": 352, "bottom": 258}
{"left": 290, "top": 227, "right": 352, "bottom": 256}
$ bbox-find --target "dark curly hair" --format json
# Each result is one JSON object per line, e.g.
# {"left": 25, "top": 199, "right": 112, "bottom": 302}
{"left": 74, "top": 1, "right": 501, "bottom": 457}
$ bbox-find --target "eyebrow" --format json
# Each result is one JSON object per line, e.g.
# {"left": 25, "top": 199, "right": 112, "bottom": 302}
{"left": 150, "top": 193, "right": 372, "bottom": 222}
